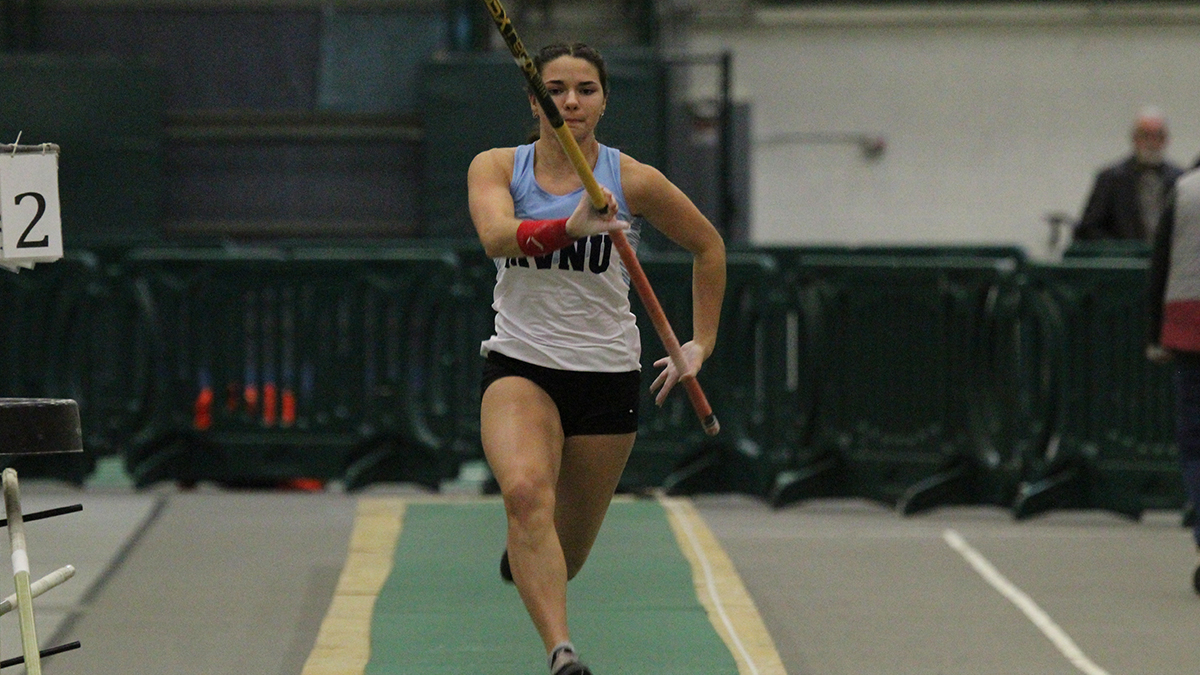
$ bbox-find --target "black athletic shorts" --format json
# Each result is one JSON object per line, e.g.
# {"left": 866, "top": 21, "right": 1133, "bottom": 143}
{"left": 480, "top": 351, "right": 640, "bottom": 436}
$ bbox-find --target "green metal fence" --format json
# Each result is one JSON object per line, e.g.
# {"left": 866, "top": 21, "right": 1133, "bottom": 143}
{"left": 1013, "top": 258, "right": 1179, "bottom": 519}
{"left": 117, "top": 245, "right": 467, "bottom": 489}
{"left": 0, "top": 243, "right": 1182, "bottom": 520}
{"left": 766, "top": 252, "right": 1029, "bottom": 511}
{"left": 0, "top": 254, "right": 101, "bottom": 482}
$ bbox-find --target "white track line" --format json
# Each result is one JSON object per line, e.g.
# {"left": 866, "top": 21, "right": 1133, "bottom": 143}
{"left": 663, "top": 498, "right": 761, "bottom": 675}
{"left": 942, "top": 529, "right": 1111, "bottom": 675}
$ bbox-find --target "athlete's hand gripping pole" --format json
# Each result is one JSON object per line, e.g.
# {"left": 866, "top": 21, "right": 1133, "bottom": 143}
{"left": 482, "top": 0, "right": 719, "bottom": 436}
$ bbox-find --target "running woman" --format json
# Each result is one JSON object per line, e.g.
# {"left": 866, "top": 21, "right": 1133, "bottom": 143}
{"left": 467, "top": 42, "right": 726, "bottom": 675}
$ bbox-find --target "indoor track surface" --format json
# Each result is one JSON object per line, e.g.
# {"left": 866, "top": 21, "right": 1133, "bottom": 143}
{"left": 0, "top": 476, "right": 1195, "bottom": 675}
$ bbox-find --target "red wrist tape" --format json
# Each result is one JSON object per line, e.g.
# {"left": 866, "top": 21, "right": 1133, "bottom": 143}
{"left": 516, "top": 218, "right": 573, "bottom": 257}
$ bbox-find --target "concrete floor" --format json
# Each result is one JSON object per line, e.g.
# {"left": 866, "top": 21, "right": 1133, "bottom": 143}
{"left": 695, "top": 495, "right": 1199, "bottom": 675}
{"left": 0, "top": 478, "right": 1196, "bottom": 675}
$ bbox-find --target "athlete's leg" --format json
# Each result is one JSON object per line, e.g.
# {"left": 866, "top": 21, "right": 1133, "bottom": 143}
{"left": 481, "top": 375, "right": 569, "bottom": 652}
{"left": 1175, "top": 363, "right": 1200, "bottom": 548}
{"left": 555, "top": 432, "right": 637, "bottom": 579}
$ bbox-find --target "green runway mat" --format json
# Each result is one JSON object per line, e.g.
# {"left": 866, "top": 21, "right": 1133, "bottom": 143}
{"left": 365, "top": 500, "right": 740, "bottom": 675}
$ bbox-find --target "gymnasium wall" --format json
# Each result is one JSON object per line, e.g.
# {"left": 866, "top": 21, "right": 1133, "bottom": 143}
{"left": 682, "top": 3, "right": 1200, "bottom": 258}
{"left": 5, "top": 2, "right": 448, "bottom": 240}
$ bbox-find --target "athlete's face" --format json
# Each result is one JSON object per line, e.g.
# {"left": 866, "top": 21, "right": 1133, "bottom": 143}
{"left": 533, "top": 56, "right": 607, "bottom": 139}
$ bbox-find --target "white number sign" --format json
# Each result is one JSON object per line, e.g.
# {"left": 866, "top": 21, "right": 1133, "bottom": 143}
{"left": 0, "top": 151, "right": 62, "bottom": 271}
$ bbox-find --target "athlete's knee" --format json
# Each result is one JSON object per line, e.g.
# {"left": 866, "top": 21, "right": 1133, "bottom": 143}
{"left": 502, "top": 475, "right": 555, "bottom": 530}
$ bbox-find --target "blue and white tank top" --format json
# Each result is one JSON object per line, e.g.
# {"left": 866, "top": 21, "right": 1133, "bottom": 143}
{"left": 479, "top": 142, "right": 642, "bottom": 371}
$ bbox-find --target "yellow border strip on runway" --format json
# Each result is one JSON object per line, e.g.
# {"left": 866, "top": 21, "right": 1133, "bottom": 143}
{"left": 301, "top": 498, "right": 408, "bottom": 675}
{"left": 659, "top": 495, "right": 788, "bottom": 675}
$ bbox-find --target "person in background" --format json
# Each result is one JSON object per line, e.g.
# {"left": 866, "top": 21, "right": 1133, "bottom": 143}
{"left": 1146, "top": 160, "right": 1200, "bottom": 594}
{"left": 1075, "top": 107, "right": 1185, "bottom": 242}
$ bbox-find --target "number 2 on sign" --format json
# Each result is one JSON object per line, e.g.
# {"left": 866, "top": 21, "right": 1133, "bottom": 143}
{"left": 0, "top": 153, "right": 62, "bottom": 261}
{"left": 14, "top": 192, "right": 47, "bottom": 248}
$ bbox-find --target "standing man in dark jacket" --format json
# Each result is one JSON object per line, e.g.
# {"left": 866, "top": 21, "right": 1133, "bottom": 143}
{"left": 1147, "top": 165, "right": 1200, "bottom": 593}
{"left": 1076, "top": 107, "right": 1184, "bottom": 242}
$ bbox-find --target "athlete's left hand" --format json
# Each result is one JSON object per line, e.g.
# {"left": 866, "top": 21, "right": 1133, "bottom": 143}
{"left": 650, "top": 340, "right": 705, "bottom": 406}
{"left": 566, "top": 188, "right": 629, "bottom": 239}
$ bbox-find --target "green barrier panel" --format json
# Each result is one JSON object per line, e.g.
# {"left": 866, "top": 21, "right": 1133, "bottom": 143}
{"left": 962, "top": 264, "right": 1053, "bottom": 510}
{"left": 745, "top": 245, "right": 1030, "bottom": 508}
{"left": 744, "top": 242, "right": 1028, "bottom": 258}
{"left": 0, "top": 252, "right": 151, "bottom": 482}
{"left": 769, "top": 253, "right": 1026, "bottom": 511}
{"left": 1062, "top": 240, "right": 1151, "bottom": 259}
{"left": 627, "top": 251, "right": 779, "bottom": 493}
{"left": 1013, "top": 258, "right": 1179, "bottom": 519}
{"left": 0, "top": 259, "right": 90, "bottom": 402}
{"left": 50, "top": 252, "right": 154, "bottom": 461}
{"left": 420, "top": 239, "right": 499, "bottom": 468}
{"left": 0, "top": 257, "right": 98, "bottom": 482}
{"left": 14, "top": 239, "right": 1175, "bottom": 514}
{"left": 120, "top": 245, "right": 464, "bottom": 489}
